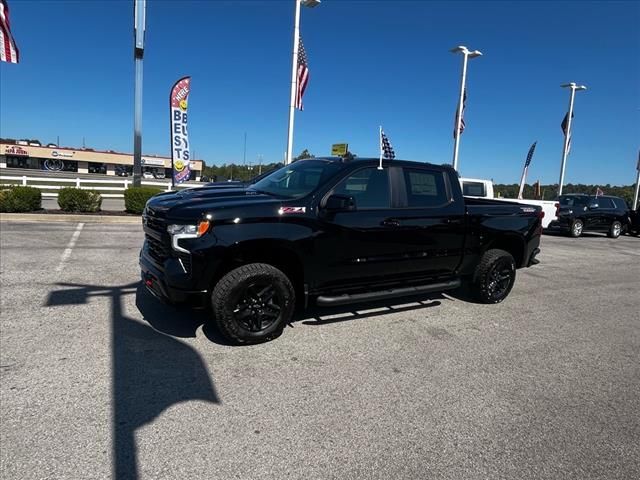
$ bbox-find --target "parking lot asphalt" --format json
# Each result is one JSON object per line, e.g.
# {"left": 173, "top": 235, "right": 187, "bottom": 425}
{"left": 0, "top": 222, "right": 638, "bottom": 480}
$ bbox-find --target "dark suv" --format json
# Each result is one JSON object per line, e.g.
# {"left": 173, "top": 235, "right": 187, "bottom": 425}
{"left": 550, "top": 194, "right": 629, "bottom": 238}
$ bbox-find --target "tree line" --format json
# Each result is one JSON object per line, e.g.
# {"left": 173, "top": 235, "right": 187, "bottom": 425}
{"left": 201, "top": 150, "right": 315, "bottom": 182}
{"left": 495, "top": 183, "right": 637, "bottom": 206}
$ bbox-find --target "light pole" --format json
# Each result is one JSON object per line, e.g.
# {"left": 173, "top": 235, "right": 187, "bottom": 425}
{"left": 557, "top": 82, "right": 587, "bottom": 196}
{"left": 133, "top": 0, "right": 146, "bottom": 187}
{"left": 285, "top": 0, "right": 320, "bottom": 165}
{"left": 450, "top": 45, "right": 482, "bottom": 172}
{"left": 633, "top": 150, "right": 640, "bottom": 209}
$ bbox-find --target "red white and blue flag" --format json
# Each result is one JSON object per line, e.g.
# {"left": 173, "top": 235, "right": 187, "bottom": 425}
{"left": 0, "top": 0, "right": 19, "bottom": 63}
{"left": 453, "top": 88, "right": 467, "bottom": 138}
{"left": 295, "top": 37, "right": 309, "bottom": 110}
{"left": 595, "top": 187, "right": 604, "bottom": 197}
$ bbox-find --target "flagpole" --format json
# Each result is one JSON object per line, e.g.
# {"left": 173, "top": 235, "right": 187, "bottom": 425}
{"left": 285, "top": 1, "right": 302, "bottom": 166}
{"left": 557, "top": 83, "right": 586, "bottom": 196}
{"left": 450, "top": 46, "right": 482, "bottom": 172}
{"left": 378, "top": 126, "right": 383, "bottom": 170}
{"left": 517, "top": 166, "right": 528, "bottom": 200}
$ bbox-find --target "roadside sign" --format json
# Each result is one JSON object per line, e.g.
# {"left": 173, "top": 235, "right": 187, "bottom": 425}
{"left": 331, "top": 143, "right": 348, "bottom": 156}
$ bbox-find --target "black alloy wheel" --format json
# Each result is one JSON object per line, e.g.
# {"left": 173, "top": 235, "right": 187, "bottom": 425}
{"left": 232, "top": 281, "right": 283, "bottom": 333}
{"left": 473, "top": 249, "right": 517, "bottom": 304}
{"left": 486, "top": 258, "right": 515, "bottom": 300}
{"left": 211, "top": 263, "right": 295, "bottom": 344}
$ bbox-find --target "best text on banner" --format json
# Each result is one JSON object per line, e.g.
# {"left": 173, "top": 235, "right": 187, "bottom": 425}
{"left": 170, "top": 77, "right": 191, "bottom": 184}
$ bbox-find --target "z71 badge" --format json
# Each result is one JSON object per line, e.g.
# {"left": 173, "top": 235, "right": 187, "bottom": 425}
{"left": 279, "top": 207, "right": 306, "bottom": 214}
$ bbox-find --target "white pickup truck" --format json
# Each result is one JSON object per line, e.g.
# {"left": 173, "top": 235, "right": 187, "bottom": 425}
{"left": 460, "top": 178, "right": 558, "bottom": 229}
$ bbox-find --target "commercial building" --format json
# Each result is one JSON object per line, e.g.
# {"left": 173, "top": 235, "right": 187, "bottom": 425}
{"left": 0, "top": 141, "right": 204, "bottom": 180}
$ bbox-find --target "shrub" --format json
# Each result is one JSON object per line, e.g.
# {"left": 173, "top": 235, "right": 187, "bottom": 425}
{"left": 0, "top": 189, "right": 12, "bottom": 212}
{"left": 124, "top": 186, "right": 163, "bottom": 214}
{"left": 57, "top": 187, "right": 102, "bottom": 213}
{"left": 0, "top": 186, "right": 42, "bottom": 212}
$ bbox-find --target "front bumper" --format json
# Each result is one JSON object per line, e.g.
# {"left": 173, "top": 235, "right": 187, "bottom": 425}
{"left": 139, "top": 251, "right": 208, "bottom": 308}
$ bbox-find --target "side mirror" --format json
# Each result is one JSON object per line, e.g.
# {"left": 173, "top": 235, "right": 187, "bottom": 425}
{"left": 589, "top": 203, "right": 599, "bottom": 210}
{"left": 324, "top": 194, "right": 356, "bottom": 212}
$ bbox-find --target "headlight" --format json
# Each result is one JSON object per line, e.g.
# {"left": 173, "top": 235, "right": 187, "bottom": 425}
{"left": 166, "top": 220, "right": 211, "bottom": 254}
{"left": 167, "top": 224, "right": 197, "bottom": 235}
{"left": 167, "top": 220, "right": 210, "bottom": 237}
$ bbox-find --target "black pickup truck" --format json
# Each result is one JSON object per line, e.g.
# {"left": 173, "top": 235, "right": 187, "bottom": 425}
{"left": 140, "top": 158, "right": 543, "bottom": 343}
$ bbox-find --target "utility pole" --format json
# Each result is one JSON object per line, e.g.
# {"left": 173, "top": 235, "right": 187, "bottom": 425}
{"left": 132, "top": 0, "right": 146, "bottom": 187}
{"left": 243, "top": 132, "right": 247, "bottom": 166}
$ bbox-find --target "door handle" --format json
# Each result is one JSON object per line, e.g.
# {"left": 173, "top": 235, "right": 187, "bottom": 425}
{"left": 381, "top": 218, "right": 400, "bottom": 227}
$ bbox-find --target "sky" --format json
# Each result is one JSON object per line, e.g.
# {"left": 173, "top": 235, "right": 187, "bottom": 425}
{"left": 0, "top": 0, "right": 639, "bottom": 185}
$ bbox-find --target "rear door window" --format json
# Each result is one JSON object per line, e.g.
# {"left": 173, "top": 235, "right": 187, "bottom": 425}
{"left": 402, "top": 168, "right": 449, "bottom": 208}
{"left": 612, "top": 198, "right": 627, "bottom": 210}
{"left": 597, "top": 198, "right": 614, "bottom": 209}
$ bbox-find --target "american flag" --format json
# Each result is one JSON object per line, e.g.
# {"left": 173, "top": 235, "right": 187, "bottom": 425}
{"left": 561, "top": 111, "right": 573, "bottom": 154}
{"left": 380, "top": 128, "right": 395, "bottom": 160}
{"left": 517, "top": 142, "right": 537, "bottom": 200}
{"left": 524, "top": 141, "right": 537, "bottom": 169}
{"left": 295, "top": 37, "right": 309, "bottom": 110}
{"left": 0, "top": 0, "right": 19, "bottom": 63}
{"left": 595, "top": 187, "right": 604, "bottom": 197}
{"left": 453, "top": 88, "right": 467, "bottom": 138}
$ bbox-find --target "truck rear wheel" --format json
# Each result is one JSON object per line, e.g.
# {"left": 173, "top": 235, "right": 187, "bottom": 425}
{"left": 211, "top": 263, "right": 295, "bottom": 344}
{"left": 472, "top": 249, "right": 516, "bottom": 304}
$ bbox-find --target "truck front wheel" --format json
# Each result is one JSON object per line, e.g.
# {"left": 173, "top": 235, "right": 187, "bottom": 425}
{"left": 211, "top": 263, "right": 295, "bottom": 344}
{"left": 472, "top": 249, "right": 516, "bottom": 304}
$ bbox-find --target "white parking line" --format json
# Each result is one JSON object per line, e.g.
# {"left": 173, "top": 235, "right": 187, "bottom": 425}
{"left": 55, "top": 222, "right": 85, "bottom": 272}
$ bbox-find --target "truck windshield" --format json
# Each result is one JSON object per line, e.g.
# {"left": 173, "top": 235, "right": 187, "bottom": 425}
{"left": 249, "top": 160, "right": 343, "bottom": 198}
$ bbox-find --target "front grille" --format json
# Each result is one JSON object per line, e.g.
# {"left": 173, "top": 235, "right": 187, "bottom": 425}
{"left": 146, "top": 234, "right": 171, "bottom": 264}
{"left": 143, "top": 211, "right": 192, "bottom": 276}
{"left": 145, "top": 215, "right": 166, "bottom": 233}
{"left": 143, "top": 212, "right": 171, "bottom": 266}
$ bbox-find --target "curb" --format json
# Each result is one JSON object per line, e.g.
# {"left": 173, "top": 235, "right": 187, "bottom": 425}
{"left": 0, "top": 213, "right": 142, "bottom": 224}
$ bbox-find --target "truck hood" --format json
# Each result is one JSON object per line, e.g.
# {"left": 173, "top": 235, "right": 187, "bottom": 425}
{"left": 145, "top": 187, "right": 283, "bottom": 221}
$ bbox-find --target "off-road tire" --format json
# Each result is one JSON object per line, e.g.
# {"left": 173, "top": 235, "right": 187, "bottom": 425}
{"left": 211, "top": 263, "right": 295, "bottom": 344}
{"left": 607, "top": 221, "right": 622, "bottom": 239}
{"left": 570, "top": 219, "right": 584, "bottom": 238}
{"left": 472, "top": 249, "right": 516, "bottom": 304}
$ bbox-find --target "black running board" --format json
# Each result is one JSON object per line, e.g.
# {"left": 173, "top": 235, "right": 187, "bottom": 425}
{"left": 316, "top": 279, "right": 461, "bottom": 307}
